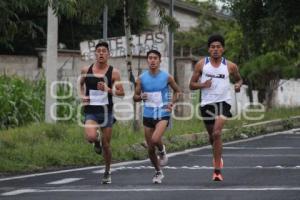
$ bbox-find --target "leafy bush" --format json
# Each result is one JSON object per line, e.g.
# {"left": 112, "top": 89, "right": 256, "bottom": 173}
{"left": 0, "top": 75, "right": 45, "bottom": 129}
{"left": 0, "top": 75, "right": 78, "bottom": 129}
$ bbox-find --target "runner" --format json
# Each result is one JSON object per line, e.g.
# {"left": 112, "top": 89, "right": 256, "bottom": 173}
{"left": 133, "top": 49, "right": 181, "bottom": 183}
{"left": 189, "top": 34, "right": 242, "bottom": 181}
{"left": 79, "top": 41, "right": 124, "bottom": 184}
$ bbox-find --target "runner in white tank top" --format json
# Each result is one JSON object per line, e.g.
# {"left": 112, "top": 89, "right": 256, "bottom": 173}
{"left": 200, "top": 57, "right": 231, "bottom": 106}
{"left": 189, "top": 34, "right": 243, "bottom": 181}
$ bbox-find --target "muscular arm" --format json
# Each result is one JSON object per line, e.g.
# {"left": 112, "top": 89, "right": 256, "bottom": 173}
{"left": 133, "top": 78, "right": 142, "bottom": 102}
{"left": 168, "top": 75, "right": 181, "bottom": 104}
{"left": 228, "top": 61, "right": 243, "bottom": 92}
{"left": 111, "top": 69, "right": 125, "bottom": 97}
{"left": 189, "top": 59, "right": 206, "bottom": 90}
{"left": 79, "top": 66, "right": 89, "bottom": 97}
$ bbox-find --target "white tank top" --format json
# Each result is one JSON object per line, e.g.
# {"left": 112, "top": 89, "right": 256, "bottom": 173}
{"left": 200, "top": 57, "right": 231, "bottom": 106}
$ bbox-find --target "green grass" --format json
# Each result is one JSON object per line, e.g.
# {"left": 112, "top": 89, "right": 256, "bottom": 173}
{"left": 0, "top": 123, "right": 96, "bottom": 172}
{"left": 0, "top": 107, "right": 299, "bottom": 173}
{"left": 225, "top": 106, "right": 300, "bottom": 129}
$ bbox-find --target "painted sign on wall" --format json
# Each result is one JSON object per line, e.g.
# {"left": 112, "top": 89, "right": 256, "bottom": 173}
{"left": 80, "top": 32, "right": 167, "bottom": 60}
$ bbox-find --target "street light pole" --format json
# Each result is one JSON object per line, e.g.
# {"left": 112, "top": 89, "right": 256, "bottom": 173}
{"left": 168, "top": 0, "right": 174, "bottom": 75}
{"left": 103, "top": 4, "right": 108, "bottom": 40}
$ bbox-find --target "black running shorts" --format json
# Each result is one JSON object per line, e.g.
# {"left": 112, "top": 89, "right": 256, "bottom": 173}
{"left": 143, "top": 116, "right": 170, "bottom": 128}
{"left": 200, "top": 101, "right": 232, "bottom": 125}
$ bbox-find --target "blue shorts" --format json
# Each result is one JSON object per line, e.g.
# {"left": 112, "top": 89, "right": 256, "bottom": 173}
{"left": 84, "top": 112, "right": 116, "bottom": 128}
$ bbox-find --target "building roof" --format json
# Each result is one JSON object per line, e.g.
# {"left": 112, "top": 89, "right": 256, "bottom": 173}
{"left": 154, "top": 0, "right": 232, "bottom": 20}
{"left": 154, "top": 0, "right": 200, "bottom": 16}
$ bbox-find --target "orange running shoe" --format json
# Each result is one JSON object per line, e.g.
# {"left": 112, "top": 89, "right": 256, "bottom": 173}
{"left": 213, "top": 158, "right": 224, "bottom": 169}
{"left": 212, "top": 172, "right": 224, "bottom": 181}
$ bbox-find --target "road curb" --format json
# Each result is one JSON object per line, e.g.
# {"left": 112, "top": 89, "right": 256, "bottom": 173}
{"left": 129, "top": 116, "right": 300, "bottom": 156}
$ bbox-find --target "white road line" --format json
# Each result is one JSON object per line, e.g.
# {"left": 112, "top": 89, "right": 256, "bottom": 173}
{"left": 1, "top": 128, "right": 299, "bottom": 182}
{"left": 1, "top": 189, "right": 37, "bottom": 196}
{"left": 0, "top": 160, "right": 147, "bottom": 182}
{"left": 92, "top": 165, "right": 300, "bottom": 173}
{"left": 46, "top": 178, "right": 83, "bottom": 185}
{"left": 223, "top": 147, "right": 300, "bottom": 150}
{"left": 95, "top": 166, "right": 155, "bottom": 174}
{"left": 3, "top": 187, "right": 300, "bottom": 196}
{"left": 189, "top": 154, "right": 300, "bottom": 157}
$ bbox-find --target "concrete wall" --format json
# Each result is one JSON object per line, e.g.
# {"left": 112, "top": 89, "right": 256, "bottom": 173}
{"left": 39, "top": 50, "right": 150, "bottom": 84}
{"left": 0, "top": 51, "right": 149, "bottom": 89}
{"left": 273, "top": 79, "right": 300, "bottom": 107}
{"left": 230, "top": 85, "right": 259, "bottom": 115}
{"left": 1, "top": 53, "right": 286, "bottom": 120}
{"left": 0, "top": 55, "right": 40, "bottom": 79}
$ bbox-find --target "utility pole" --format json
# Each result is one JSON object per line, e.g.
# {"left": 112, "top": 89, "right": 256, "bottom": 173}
{"left": 45, "top": 4, "right": 58, "bottom": 123}
{"left": 103, "top": 4, "right": 108, "bottom": 40}
{"left": 123, "top": 0, "right": 139, "bottom": 131}
{"left": 168, "top": 0, "right": 174, "bottom": 76}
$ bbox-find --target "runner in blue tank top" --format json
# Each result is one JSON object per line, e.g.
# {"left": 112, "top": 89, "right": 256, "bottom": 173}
{"left": 134, "top": 50, "right": 181, "bottom": 184}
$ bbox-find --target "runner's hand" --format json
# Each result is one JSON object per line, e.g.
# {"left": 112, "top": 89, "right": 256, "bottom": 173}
{"left": 81, "top": 96, "right": 90, "bottom": 105}
{"left": 201, "top": 78, "right": 212, "bottom": 88}
{"left": 97, "top": 81, "right": 109, "bottom": 92}
{"left": 165, "top": 103, "right": 173, "bottom": 112}
{"left": 140, "top": 93, "right": 148, "bottom": 101}
{"left": 234, "top": 83, "right": 241, "bottom": 92}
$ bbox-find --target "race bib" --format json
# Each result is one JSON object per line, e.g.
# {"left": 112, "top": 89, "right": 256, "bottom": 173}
{"left": 89, "top": 89, "right": 108, "bottom": 105}
{"left": 145, "top": 91, "right": 163, "bottom": 107}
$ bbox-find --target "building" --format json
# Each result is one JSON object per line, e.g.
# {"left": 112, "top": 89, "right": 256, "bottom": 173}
{"left": 148, "top": 0, "right": 200, "bottom": 31}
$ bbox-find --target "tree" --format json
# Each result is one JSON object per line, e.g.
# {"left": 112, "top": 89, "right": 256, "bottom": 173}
{"left": 0, "top": 0, "right": 46, "bottom": 53}
{"left": 240, "top": 52, "right": 290, "bottom": 108}
{"left": 0, "top": 0, "right": 149, "bottom": 53}
{"left": 175, "top": 0, "right": 235, "bottom": 57}
{"left": 224, "top": 0, "right": 300, "bottom": 59}
{"left": 222, "top": 0, "right": 300, "bottom": 107}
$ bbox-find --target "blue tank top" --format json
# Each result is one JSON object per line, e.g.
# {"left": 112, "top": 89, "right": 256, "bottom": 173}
{"left": 140, "top": 70, "right": 170, "bottom": 119}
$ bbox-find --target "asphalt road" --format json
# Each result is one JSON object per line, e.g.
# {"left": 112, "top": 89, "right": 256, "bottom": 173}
{"left": 1, "top": 129, "right": 300, "bottom": 200}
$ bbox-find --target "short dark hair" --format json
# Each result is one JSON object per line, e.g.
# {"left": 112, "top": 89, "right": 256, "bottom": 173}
{"left": 95, "top": 41, "right": 109, "bottom": 51}
{"left": 147, "top": 49, "right": 161, "bottom": 59}
{"left": 207, "top": 34, "right": 225, "bottom": 47}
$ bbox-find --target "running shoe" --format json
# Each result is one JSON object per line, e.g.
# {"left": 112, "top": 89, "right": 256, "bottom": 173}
{"left": 212, "top": 172, "right": 224, "bottom": 181}
{"left": 152, "top": 170, "right": 164, "bottom": 184}
{"left": 102, "top": 171, "right": 112, "bottom": 184}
